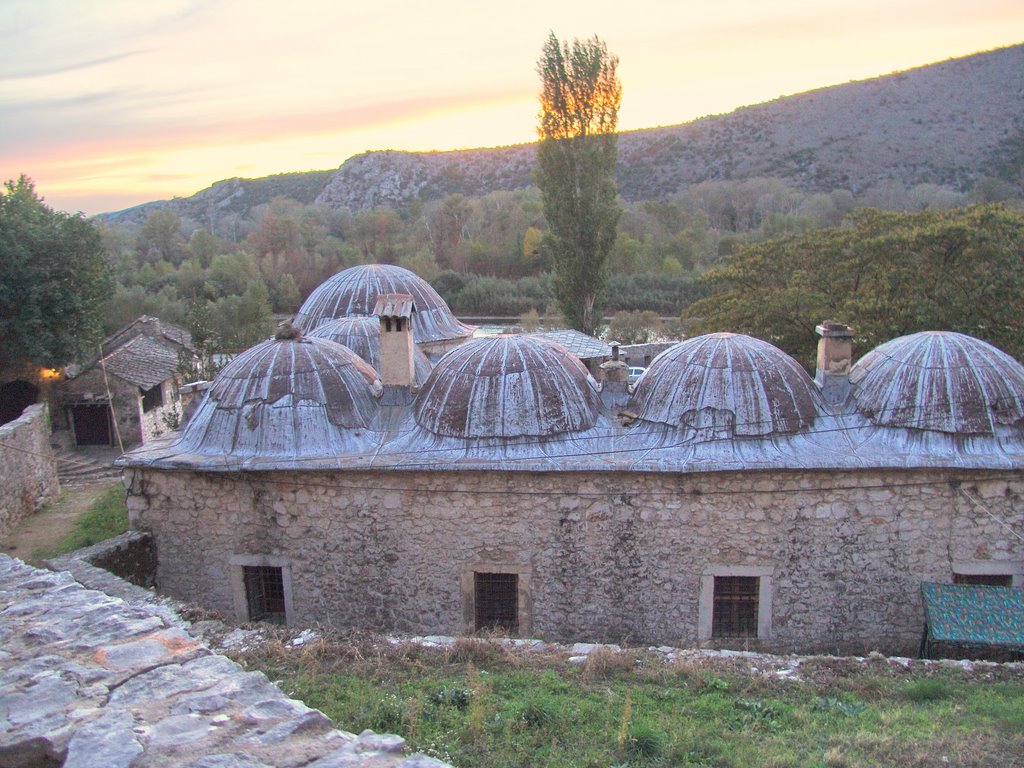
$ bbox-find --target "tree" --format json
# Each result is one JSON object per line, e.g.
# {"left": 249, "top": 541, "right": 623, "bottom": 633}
{"left": 684, "top": 205, "right": 1024, "bottom": 369}
{"left": 0, "top": 176, "right": 112, "bottom": 367}
{"left": 535, "top": 32, "right": 621, "bottom": 335}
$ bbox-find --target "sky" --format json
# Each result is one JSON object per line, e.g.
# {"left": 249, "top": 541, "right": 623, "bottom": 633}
{"left": 2, "top": 1, "right": 1022, "bottom": 217}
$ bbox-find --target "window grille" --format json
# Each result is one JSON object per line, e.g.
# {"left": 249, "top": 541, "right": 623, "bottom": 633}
{"left": 712, "top": 575, "right": 759, "bottom": 637}
{"left": 474, "top": 572, "right": 518, "bottom": 633}
{"left": 243, "top": 565, "right": 286, "bottom": 624}
{"left": 953, "top": 573, "right": 1013, "bottom": 587}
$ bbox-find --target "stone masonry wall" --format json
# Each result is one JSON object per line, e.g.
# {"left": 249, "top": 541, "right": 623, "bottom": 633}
{"left": 0, "top": 554, "right": 449, "bottom": 768}
{"left": 125, "top": 467, "right": 1024, "bottom": 657}
{"left": 0, "top": 403, "right": 58, "bottom": 538}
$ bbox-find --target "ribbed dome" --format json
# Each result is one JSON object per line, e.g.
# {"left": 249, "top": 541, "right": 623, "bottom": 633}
{"left": 307, "top": 316, "right": 433, "bottom": 386}
{"left": 628, "top": 333, "right": 820, "bottom": 436}
{"left": 414, "top": 335, "right": 600, "bottom": 439}
{"left": 294, "top": 264, "right": 473, "bottom": 344}
{"left": 178, "top": 336, "right": 381, "bottom": 456}
{"left": 850, "top": 331, "right": 1024, "bottom": 434}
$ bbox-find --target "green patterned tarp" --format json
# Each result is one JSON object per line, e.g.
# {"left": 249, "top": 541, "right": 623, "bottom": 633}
{"left": 921, "top": 582, "right": 1024, "bottom": 647}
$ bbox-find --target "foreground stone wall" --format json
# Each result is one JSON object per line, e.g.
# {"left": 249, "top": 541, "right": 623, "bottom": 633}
{"left": 0, "top": 554, "right": 448, "bottom": 768}
{"left": 0, "top": 403, "right": 58, "bottom": 538}
{"left": 125, "top": 467, "right": 1024, "bottom": 656}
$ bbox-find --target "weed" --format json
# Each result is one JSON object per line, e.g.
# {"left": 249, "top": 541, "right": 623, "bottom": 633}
{"left": 582, "top": 646, "right": 635, "bottom": 683}
{"left": 901, "top": 677, "right": 952, "bottom": 702}
{"left": 520, "top": 697, "right": 558, "bottom": 728}
{"left": 428, "top": 685, "right": 471, "bottom": 710}
{"left": 814, "top": 696, "right": 868, "bottom": 717}
{"left": 701, "top": 675, "right": 730, "bottom": 693}
{"left": 625, "top": 722, "right": 667, "bottom": 759}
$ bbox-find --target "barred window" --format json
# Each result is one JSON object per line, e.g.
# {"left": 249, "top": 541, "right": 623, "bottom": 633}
{"left": 712, "top": 576, "right": 760, "bottom": 638}
{"left": 243, "top": 565, "right": 287, "bottom": 624}
{"left": 474, "top": 572, "right": 518, "bottom": 633}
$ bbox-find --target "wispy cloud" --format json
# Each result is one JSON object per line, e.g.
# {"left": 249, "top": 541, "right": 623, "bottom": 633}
{"left": 1, "top": 50, "right": 143, "bottom": 81}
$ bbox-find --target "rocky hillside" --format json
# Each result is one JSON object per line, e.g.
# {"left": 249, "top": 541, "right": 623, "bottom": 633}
{"left": 103, "top": 43, "right": 1023, "bottom": 227}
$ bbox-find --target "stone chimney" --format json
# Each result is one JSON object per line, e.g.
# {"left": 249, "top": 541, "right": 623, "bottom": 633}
{"left": 178, "top": 380, "right": 211, "bottom": 427}
{"left": 373, "top": 293, "right": 417, "bottom": 388}
{"left": 814, "top": 321, "right": 854, "bottom": 408}
{"left": 599, "top": 341, "right": 630, "bottom": 406}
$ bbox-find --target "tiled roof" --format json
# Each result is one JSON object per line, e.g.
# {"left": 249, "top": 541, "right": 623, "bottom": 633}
{"left": 100, "top": 316, "right": 194, "bottom": 356}
{"left": 101, "top": 335, "right": 179, "bottom": 390}
{"left": 530, "top": 330, "right": 612, "bottom": 361}
{"left": 372, "top": 293, "right": 416, "bottom": 319}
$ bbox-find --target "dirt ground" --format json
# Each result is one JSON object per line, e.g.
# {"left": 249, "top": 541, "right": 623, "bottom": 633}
{"left": 1, "top": 481, "right": 119, "bottom": 566}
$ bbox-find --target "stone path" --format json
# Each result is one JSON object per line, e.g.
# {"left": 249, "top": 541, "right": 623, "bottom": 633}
{"left": 0, "top": 555, "right": 450, "bottom": 768}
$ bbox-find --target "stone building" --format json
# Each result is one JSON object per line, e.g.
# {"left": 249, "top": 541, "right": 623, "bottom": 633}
{"left": 120, "top": 303, "right": 1024, "bottom": 655}
{"left": 59, "top": 316, "right": 194, "bottom": 448}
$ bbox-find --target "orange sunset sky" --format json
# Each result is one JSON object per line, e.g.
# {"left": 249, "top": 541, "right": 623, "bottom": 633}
{"left": 2, "top": 0, "right": 1022, "bottom": 217}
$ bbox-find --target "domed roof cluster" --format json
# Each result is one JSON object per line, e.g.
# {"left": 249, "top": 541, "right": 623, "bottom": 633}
{"left": 414, "top": 335, "right": 600, "bottom": 439}
{"left": 627, "top": 333, "right": 821, "bottom": 436}
{"left": 294, "top": 264, "right": 473, "bottom": 345}
{"left": 178, "top": 334, "right": 381, "bottom": 457}
{"left": 850, "top": 331, "right": 1024, "bottom": 435}
{"left": 138, "top": 288, "right": 1024, "bottom": 470}
{"left": 307, "top": 316, "right": 433, "bottom": 387}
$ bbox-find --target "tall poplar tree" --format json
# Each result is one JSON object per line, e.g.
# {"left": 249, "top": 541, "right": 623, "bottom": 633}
{"left": 535, "top": 33, "right": 621, "bottom": 336}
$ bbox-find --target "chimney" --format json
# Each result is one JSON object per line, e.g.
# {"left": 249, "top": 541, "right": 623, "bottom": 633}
{"left": 815, "top": 321, "right": 854, "bottom": 408}
{"left": 373, "top": 293, "right": 417, "bottom": 388}
{"left": 178, "top": 380, "right": 211, "bottom": 427}
{"left": 599, "top": 341, "right": 630, "bottom": 405}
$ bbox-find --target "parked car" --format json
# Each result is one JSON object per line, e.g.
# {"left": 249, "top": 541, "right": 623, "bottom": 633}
{"left": 628, "top": 366, "right": 647, "bottom": 384}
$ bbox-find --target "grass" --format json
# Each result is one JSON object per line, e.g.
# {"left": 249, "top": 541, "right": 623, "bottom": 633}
{"left": 36, "top": 484, "right": 128, "bottom": 560}
{"left": 236, "top": 635, "right": 1024, "bottom": 768}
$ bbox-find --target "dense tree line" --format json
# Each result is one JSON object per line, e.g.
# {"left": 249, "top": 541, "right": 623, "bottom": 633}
{"left": 94, "top": 174, "right": 1022, "bottom": 355}
{"left": 1, "top": 177, "right": 111, "bottom": 368}
{"left": 686, "top": 204, "right": 1024, "bottom": 369}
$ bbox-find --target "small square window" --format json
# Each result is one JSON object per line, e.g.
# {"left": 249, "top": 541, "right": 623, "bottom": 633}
{"left": 474, "top": 572, "right": 518, "bottom": 633}
{"left": 953, "top": 573, "right": 1013, "bottom": 587}
{"left": 243, "top": 565, "right": 287, "bottom": 624}
{"left": 712, "top": 576, "right": 760, "bottom": 638}
{"left": 141, "top": 384, "right": 164, "bottom": 412}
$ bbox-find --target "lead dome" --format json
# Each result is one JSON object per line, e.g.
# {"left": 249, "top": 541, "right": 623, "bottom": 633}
{"left": 849, "top": 331, "right": 1024, "bottom": 434}
{"left": 627, "top": 333, "right": 821, "bottom": 436}
{"left": 414, "top": 335, "right": 600, "bottom": 439}
{"left": 177, "top": 335, "right": 381, "bottom": 456}
{"left": 294, "top": 264, "right": 473, "bottom": 346}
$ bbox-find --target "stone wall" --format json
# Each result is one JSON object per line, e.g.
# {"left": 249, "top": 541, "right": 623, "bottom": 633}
{"left": 0, "top": 403, "right": 58, "bottom": 538}
{"left": 125, "top": 466, "right": 1024, "bottom": 657}
{"left": 0, "top": 554, "right": 449, "bottom": 768}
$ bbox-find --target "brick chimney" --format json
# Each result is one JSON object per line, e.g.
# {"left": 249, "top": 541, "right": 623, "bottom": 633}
{"left": 373, "top": 293, "right": 417, "bottom": 388}
{"left": 815, "top": 321, "right": 854, "bottom": 408}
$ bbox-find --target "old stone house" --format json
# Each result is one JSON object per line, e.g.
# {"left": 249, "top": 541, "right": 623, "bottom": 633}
{"left": 120, "top": 279, "right": 1024, "bottom": 656}
{"left": 59, "top": 317, "right": 195, "bottom": 448}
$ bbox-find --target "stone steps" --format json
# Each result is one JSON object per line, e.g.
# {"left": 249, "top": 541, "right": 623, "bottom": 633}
{"left": 55, "top": 449, "right": 122, "bottom": 487}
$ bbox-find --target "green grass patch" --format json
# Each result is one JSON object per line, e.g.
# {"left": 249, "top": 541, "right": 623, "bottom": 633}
{"left": 238, "top": 638, "right": 1024, "bottom": 768}
{"left": 39, "top": 484, "right": 128, "bottom": 559}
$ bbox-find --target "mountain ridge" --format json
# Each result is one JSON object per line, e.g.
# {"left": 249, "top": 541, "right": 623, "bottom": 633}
{"left": 101, "top": 43, "right": 1024, "bottom": 229}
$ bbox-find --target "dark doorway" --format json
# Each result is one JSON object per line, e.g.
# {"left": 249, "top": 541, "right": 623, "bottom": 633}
{"left": 0, "top": 380, "right": 39, "bottom": 425}
{"left": 71, "top": 403, "right": 113, "bottom": 446}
